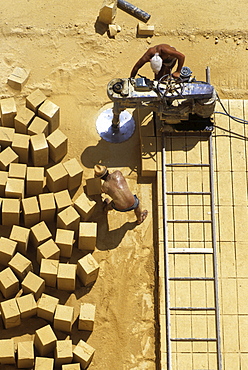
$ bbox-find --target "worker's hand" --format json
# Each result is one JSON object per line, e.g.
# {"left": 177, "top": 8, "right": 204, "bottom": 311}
{"left": 172, "top": 71, "right": 181, "bottom": 79}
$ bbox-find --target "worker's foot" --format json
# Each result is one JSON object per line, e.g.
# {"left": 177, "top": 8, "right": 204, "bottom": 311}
{"left": 136, "top": 210, "right": 148, "bottom": 225}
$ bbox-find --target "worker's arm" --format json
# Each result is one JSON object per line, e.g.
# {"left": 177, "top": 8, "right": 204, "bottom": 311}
{"left": 130, "top": 53, "right": 151, "bottom": 78}
{"left": 170, "top": 50, "right": 185, "bottom": 79}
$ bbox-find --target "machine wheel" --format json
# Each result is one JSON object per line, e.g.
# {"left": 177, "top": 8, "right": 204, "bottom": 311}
{"left": 157, "top": 74, "right": 184, "bottom": 99}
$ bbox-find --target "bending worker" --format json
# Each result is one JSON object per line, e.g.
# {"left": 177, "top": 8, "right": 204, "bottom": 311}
{"left": 130, "top": 43, "right": 185, "bottom": 80}
{"left": 94, "top": 164, "right": 148, "bottom": 225}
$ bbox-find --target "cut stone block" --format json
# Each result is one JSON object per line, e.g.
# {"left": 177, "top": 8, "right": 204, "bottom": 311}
{"left": 78, "top": 303, "right": 96, "bottom": 331}
{"left": 0, "top": 297, "right": 21, "bottom": 329}
{"left": 77, "top": 253, "right": 100, "bottom": 286}
{"left": 54, "top": 189, "right": 73, "bottom": 212}
{"left": 30, "top": 133, "right": 49, "bottom": 167}
{"left": 57, "top": 206, "right": 80, "bottom": 232}
{"left": 0, "top": 267, "right": 19, "bottom": 299}
{"left": 35, "top": 357, "right": 54, "bottom": 369}
{"left": 7, "top": 66, "right": 30, "bottom": 90}
{"left": 28, "top": 116, "right": 49, "bottom": 136}
{"left": 30, "top": 221, "right": 52, "bottom": 248}
{"left": 0, "top": 236, "right": 17, "bottom": 266}
{"left": 12, "top": 132, "right": 30, "bottom": 163}
{"left": 57, "top": 263, "right": 77, "bottom": 291}
{"left": 0, "top": 338, "right": 15, "bottom": 364}
{"left": 22, "top": 196, "right": 40, "bottom": 228}
{"left": 9, "top": 162, "right": 27, "bottom": 179}
{"left": 40, "top": 258, "right": 59, "bottom": 288}
{"left": 10, "top": 225, "right": 30, "bottom": 255}
{"left": 47, "top": 128, "right": 68, "bottom": 163}
{"left": 5, "top": 177, "right": 25, "bottom": 198}
{"left": 137, "top": 22, "right": 154, "bottom": 36}
{"left": 141, "top": 136, "right": 157, "bottom": 177}
{"left": 74, "top": 192, "right": 96, "bottom": 221}
{"left": 63, "top": 157, "right": 83, "bottom": 190}
{"left": 0, "top": 97, "right": 17, "bottom": 127}
{"left": 0, "top": 146, "right": 19, "bottom": 171}
{"left": 14, "top": 106, "right": 35, "bottom": 134}
{"left": 46, "top": 163, "right": 68, "bottom": 192}
{"left": 37, "top": 239, "right": 60, "bottom": 264}
{"left": 109, "top": 24, "right": 118, "bottom": 37}
{"left": 38, "top": 100, "right": 60, "bottom": 133}
{"left": 8, "top": 252, "right": 33, "bottom": 280}
{"left": 86, "top": 177, "right": 102, "bottom": 196}
{"left": 98, "top": 0, "right": 117, "bottom": 24}
{"left": 37, "top": 293, "right": 59, "bottom": 322}
{"left": 16, "top": 293, "right": 37, "bottom": 319}
{"left": 55, "top": 340, "right": 73, "bottom": 367}
{"left": 78, "top": 222, "right": 97, "bottom": 251}
{"left": 2, "top": 198, "right": 20, "bottom": 226}
{"left": 55, "top": 229, "right": 74, "bottom": 258}
{"left": 26, "top": 89, "right": 47, "bottom": 113}
{"left": 0, "top": 126, "right": 15, "bottom": 148}
{"left": 62, "top": 363, "right": 81, "bottom": 370}
{"left": 26, "top": 166, "right": 44, "bottom": 196}
{"left": 73, "top": 339, "right": 95, "bottom": 369}
{"left": 38, "top": 192, "right": 56, "bottom": 223}
{"left": 17, "top": 340, "right": 34, "bottom": 369}
{"left": 22, "top": 271, "right": 45, "bottom": 300}
{"left": 0, "top": 170, "right": 8, "bottom": 196}
{"left": 53, "top": 304, "right": 74, "bottom": 333}
{"left": 34, "top": 324, "right": 57, "bottom": 356}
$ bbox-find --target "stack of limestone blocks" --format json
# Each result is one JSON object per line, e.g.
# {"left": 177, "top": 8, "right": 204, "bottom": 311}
{"left": 0, "top": 90, "right": 101, "bottom": 369}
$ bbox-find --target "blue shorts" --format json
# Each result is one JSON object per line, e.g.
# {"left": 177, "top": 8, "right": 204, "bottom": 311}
{"left": 111, "top": 195, "right": 139, "bottom": 212}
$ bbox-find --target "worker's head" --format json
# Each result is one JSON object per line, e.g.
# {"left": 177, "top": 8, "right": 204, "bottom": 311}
{"left": 150, "top": 53, "right": 163, "bottom": 74}
{"left": 94, "top": 164, "right": 109, "bottom": 179}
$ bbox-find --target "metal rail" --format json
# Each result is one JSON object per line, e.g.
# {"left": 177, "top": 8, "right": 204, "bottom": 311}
{"left": 161, "top": 131, "right": 222, "bottom": 370}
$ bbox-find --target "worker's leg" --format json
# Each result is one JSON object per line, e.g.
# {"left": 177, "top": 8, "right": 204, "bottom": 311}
{"left": 134, "top": 204, "right": 148, "bottom": 225}
{"left": 103, "top": 198, "right": 114, "bottom": 213}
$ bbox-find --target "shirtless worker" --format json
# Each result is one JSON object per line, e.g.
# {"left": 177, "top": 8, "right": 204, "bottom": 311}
{"left": 130, "top": 43, "right": 185, "bottom": 81}
{"left": 94, "top": 164, "right": 148, "bottom": 225}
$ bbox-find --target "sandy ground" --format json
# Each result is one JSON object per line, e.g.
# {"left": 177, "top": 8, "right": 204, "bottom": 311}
{"left": 0, "top": 1, "right": 248, "bottom": 369}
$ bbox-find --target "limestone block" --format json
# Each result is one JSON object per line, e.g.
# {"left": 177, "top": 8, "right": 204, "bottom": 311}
{"left": 30, "top": 221, "right": 52, "bottom": 248}
{"left": 74, "top": 192, "right": 96, "bottom": 221}
{"left": 22, "top": 271, "right": 45, "bottom": 300}
{"left": 7, "top": 66, "right": 30, "bottom": 90}
{"left": 12, "top": 132, "right": 30, "bottom": 163}
{"left": 38, "top": 192, "right": 56, "bottom": 223}
{"left": 98, "top": 0, "right": 117, "bottom": 24}
{"left": 0, "top": 146, "right": 19, "bottom": 171}
{"left": 35, "top": 357, "right": 54, "bottom": 369}
{"left": 78, "top": 303, "right": 96, "bottom": 331}
{"left": 28, "top": 116, "right": 49, "bottom": 136}
{"left": 5, "top": 177, "right": 25, "bottom": 198}
{"left": 57, "top": 206, "right": 80, "bottom": 232}
{"left": 63, "top": 157, "right": 83, "bottom": 190}
{"left": 108, "top": 24, "right": 118, "bottom": 37}
{"left": 137, "top": 22, "right": 154, "bottom": 36}
{"left": 2, "top": 198, "right": 20, "bottom": 226}
{"left": 141, "top": 136, "right": 157, "bottom": 177}
{"left": 22, "top": 196, "right": 40, "bottom": 227}
{"left": 57, "top": 263, "right": 77, "bottom": 291}
{"left": 37, "top": 293, "right": 59, "bottom": 322}
{"left": 53, "top": 304, "right": 74, "bottom": 333}
{"left": 78, "top": 222, "right": 97, "bottom": 251}
{"left": 47, "top": 128, "right": 68, "bottom": 163}
{"left": 0, "top": 297, "right": 21, "bottom": 329}
{"left": 77, "top": 253, "right": 100, "bottom": 286}
{"left": 46, "top": 162, "right": 69, "bottom": 192}
{"left": 73, "top": 339, "right": 95, "bottom": 369}
{"left": 8, "top": 252, "right": 33, "bottom": 280}
{"left": 0, "top": 338, "right": 15, "bottom": 364}
{"left": 37, "top": 239, "right": 60, "bottom": 264}
{"left": 0, "top": 267, "right": 19, "bottom": 299}
{"left": 40, "top": 258, "right": 59, "bottom": 288}
{"left": 0, "top": 97, "right": 17, "bottom": 127}
{"left": 55, "top": 340, "right": 73, "bottom": 367}
{"left": 9, "top": 162, "right": 27, "bottom": 179}
{"left": 16, "top": 293, "right": 37, "bottom": 319}
{"left": 0, "top": 126, "right": 15, "bottom": 148}
{"left": 62, "top": 364, "right": 81, "bottom": 370}
{"left": 9, "top": 225, "right": 30, "bottom": 255}
{"left": 0, "top": 170, "right": 8, "bottom": 196}
{"left": 26, "top": 166, "right": 44, "bottom": 196}
{"left": 26, "top": 89, "right": 47, "bottom": 113}
{"left": 14, "top": 106, "right": 35, "bottom": 133}
{"left": 55, "top": 228, "right": 74, "bottom": 258}
{"left": 38, "top": 100, "right": 60, "bottom": 133}
{"left": 86, "top": 177, "right": 102, "bottom": 195}
{"left": 17, "top": 340, "right": 34, "bottom": 369}
{"left": 34, "top": 324, "right": 57, "bottom": 356}
{"left": 30, "top": 133, "right": 49, "bottom": 167}
{"left": 0, "top": 236, "right": 17, "bottom": 265}
{"left": 54, "top": 189, "right": 73, "bottom": 212}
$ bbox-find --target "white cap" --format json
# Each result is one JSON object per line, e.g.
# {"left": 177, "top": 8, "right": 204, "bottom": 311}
{"left": 150, "top": 53, "right": 163, "bottom": 74}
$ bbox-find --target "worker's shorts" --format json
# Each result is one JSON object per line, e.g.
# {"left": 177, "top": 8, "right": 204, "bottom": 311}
{"left": 111, "top": 195, "right": 139, "bottom": 212}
